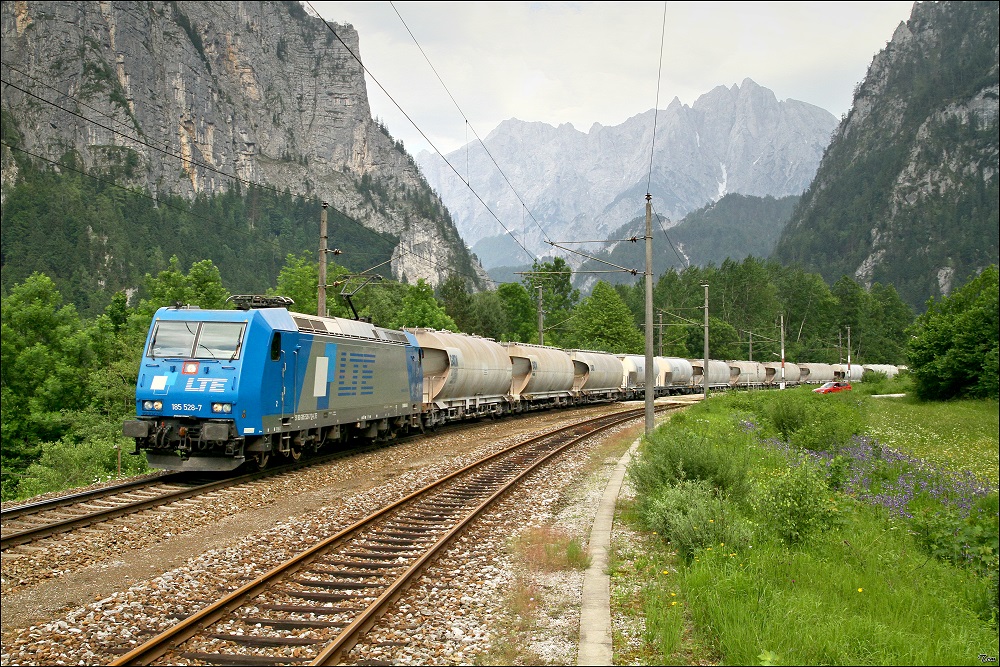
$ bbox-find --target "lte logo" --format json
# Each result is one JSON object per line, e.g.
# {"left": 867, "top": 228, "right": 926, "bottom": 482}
{"left": 184, "top": 377, "right": 227, "bottom": 393}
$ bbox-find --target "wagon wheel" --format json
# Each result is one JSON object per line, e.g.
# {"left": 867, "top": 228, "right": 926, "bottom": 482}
{"left": 287, "top": 444, "right": 302, "bottom": 461}
{"left": 250, "top": 450, "right": 270, "bottom": 470}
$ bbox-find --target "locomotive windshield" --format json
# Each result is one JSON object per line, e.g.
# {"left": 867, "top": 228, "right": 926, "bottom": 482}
{"left": 148, "top": 321, "right": 246, "bottom": 360}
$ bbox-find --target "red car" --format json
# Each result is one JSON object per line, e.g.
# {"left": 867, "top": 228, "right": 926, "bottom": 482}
{"left": 813, "top": 381, "right": 852, "bottom": 394}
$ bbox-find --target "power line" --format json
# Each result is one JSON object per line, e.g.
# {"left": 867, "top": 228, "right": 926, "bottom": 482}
{"left": 652, "top": 204, "right": 689, "bottom": 268}
{"left": 645, "top": 2, "right": 668, "bottom": 195}
{"left": 388, "top": 1, "right": 553, "bottom": 250}
{"left": 2, "top": 62, "right": 494, "bottom": 288}
{"left": 303, "top": 0, "right": 537, "bottom": 268}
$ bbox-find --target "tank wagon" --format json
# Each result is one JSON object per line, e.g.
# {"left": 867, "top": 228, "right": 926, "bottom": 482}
{"left": 763, "top": 361, "right": 800, "bottom": 388}
{"left": 123, "top": 301, "right": 902, "bottom": 472}
{"left": 570, "top": 350, "right": 625, "bottom": 402}
{"left": 727, "top": 360, "right": 767, "bottom": 389}
{"left": 798, "top": 363, "right": 836, "bottom": 385}
{"left": 656, "top": 357, "right": 696, "bottom": 395}
{"left": 407, "top": 328, "right": 511, "bottom": 426}
{"left": 506, "top": 342, "right": 576, "bottom": 407}
{"left": 618, "top": 354, "right": 645, "bottom": 399}
{"left": 862, "top": 364, "right": 900, "bottom": 379}
{"left": 832, "top": 364, "right": 864, "bottom": 382}
{"left": 691, "top": 359, "right": 731, "bottom": 391}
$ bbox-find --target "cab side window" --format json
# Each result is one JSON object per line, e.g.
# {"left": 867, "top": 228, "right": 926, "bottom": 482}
{"left": 270, "top": 332, "right": 281, "bottom": 361}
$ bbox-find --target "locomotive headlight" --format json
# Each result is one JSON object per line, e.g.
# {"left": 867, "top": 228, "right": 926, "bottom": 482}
{"left": 153, "top": 401, "right": 163, "bottom": 410}
{"left": 143, "top": 400, "right": 163, "bottom": 411}
{"left": 212, "top": 402, "right": 232, "bottom": 414}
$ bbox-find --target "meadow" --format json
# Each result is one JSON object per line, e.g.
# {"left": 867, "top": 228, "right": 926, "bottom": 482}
{"left": 616, "top": 379, "right": 999, "bottom": 665}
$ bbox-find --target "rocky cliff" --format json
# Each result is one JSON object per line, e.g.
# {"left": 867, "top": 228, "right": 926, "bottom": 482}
{"left": 772, "top": 1, "right": 999, "bottom": 309}
{"left": 0, "top": 0, "right": 483, "bottom": 287}
{"left": 416, "top": 78, "right": 837, "bottom": 265}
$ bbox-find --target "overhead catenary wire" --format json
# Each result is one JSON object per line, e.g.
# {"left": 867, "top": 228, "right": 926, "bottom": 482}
{"left": 303, "top": 0, "right": 537, "bottom": 268}
{"left": 2, "top": 58, "right": 497, "bottom": 288}
{"left": 644, "top": 2, "right": 668, "bottom": 196}
{"left": 388, "top": 1, "right": 553, "bottom": 251}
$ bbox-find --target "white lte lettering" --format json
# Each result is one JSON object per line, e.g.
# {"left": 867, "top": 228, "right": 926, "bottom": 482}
{"left": 184, "top": 377, "right": 227, "bottom": 393}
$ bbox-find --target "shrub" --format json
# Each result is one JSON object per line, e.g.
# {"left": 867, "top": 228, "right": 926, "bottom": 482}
{"left": 630, "top": 424, "right": 755, "bottom": 504}
{"left": 641, "top": 479, "right": 752, "bottom": 561}
{"left": 756, "top": 459, "right": 845, "bottom": 544}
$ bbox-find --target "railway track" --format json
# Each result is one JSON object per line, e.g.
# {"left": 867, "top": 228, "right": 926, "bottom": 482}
{"left": 0, "top": 447, "right": 380, "bottom": 551}
{"left": 0, "top": 405, "right": 622, "bottom": 551}
{"left": 108, "top": 407, "right": 657, "bottom": 666}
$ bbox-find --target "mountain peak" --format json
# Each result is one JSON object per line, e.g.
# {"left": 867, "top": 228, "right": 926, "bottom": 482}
{"left": 417, "top": 81, "right": 837, "bottom": 263}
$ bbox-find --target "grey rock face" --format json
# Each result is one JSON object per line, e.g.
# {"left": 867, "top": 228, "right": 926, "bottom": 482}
{"left": 416, "top": 78, "right": 837, "bottom": 261}
{"left": 1, "top": 0, "right": 482, "bottom": 286}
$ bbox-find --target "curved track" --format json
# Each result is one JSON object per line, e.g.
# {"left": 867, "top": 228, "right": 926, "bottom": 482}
{"left": 109, "top": 407, "right": 660, "bottom": 666}
{"left": 0, "top": 406, "right": 617, "bottom": 551}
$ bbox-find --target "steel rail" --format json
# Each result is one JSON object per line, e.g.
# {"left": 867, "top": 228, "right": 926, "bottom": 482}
{"left": 0, "top": 472, "right": 178, "bottom": 520}
{"left": 1, "top": 404, "right": 624, "bottom": 550}
{"left": 0, "top": 444, "right": 387, "bottom": 550}
{"left": 110, "top": 407, "right": 659, "bottom": 666}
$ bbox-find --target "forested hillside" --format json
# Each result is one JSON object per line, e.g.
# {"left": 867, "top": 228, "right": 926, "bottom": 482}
{"left": 0, "top": 1, "right": 484, "bottom": 290}
{"left": 0, "top": 153, "right": 398, "bottom": 317}
{"left": 567, "top": 193, "right": 799, "bottom": 290}
{"left": 773, "top": 1, "right": 999, "bottom": 310}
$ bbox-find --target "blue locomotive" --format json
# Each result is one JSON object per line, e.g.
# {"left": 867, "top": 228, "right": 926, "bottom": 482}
{"left": 123, "top": 298, "right": 422, "bottom": 471}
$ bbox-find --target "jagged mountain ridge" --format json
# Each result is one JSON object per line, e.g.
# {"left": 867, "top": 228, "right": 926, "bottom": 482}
{"left": 0, "top": 0, "right": 485, "bottom": 288}
{"left": 772, "top": 0, "right": 999, "bottom": 310}
{"left": 417, "top": 78, "right": 837, "bottom": 264}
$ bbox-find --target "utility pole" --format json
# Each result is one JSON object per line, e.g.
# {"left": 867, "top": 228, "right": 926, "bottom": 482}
{"left": 658, "top": 312, "right": 663, "bottom": 357}
{"left": 838, "top": 330, "right": 843, "bottom": 365}
{"left": 748, "top": 330, "right": 753, "bottom": 362}
{"left": 537, "top": 285, "right": 544, "bottom": 346}
{"left": 318, "top": 202, "right": 328, "bottom": 317}
{"left": 780, "top": 313, "right": 786, "bottom": 389}
{"left": 702, "top": 283, "right": 710, "bottom": 400}
{"left": 644, "top": 193, "right": 654, "bottom": 435}
{"left": 847, "top": 325, "right": 852, "bottom": 381}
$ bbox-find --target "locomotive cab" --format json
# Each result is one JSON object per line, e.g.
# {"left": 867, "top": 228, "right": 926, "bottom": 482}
{"left": 123, "top": 305, "right": 298, "bottom": 471}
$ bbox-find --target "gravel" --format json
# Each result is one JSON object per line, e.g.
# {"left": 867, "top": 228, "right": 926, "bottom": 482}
{"left": 1, "top": 404, "right": 637, "bottom": 666}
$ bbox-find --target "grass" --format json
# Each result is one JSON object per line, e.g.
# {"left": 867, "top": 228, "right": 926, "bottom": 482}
{"left": 622, "top": 389, "right": 999, "bottom": 665}
{"left": 866, "top": 396, "right": 999, "bottom": 483}
{"left": 510, "top": 525, "right": 591, "bottom": 571}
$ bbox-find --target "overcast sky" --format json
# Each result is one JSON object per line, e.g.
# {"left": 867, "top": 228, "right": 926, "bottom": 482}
{"left": 309, "top": 1, "right": 915, "bottom": 157}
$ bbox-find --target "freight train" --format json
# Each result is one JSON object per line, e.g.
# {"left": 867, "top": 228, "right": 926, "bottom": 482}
{"left": 122, "top": 299, "right": 899, "bottom": 472}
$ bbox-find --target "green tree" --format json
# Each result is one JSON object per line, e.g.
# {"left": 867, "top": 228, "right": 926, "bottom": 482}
{"left": 355, "top": 281, "right": 408, "bottom": 328}
{"left": 907, "top": 265, "right": 999, "bottom": 400}
{"left": 0, "top": 273, "right": 131, "bottom": 500}
{"left": 138, "top": 255, "right": 231, "bottom": 317}
{"left": 522, "top": 257, "right": 579, "bottom": 346}
{"left": 437, "top": 273, "right": 474, "bottom": 332}
{"left": 467, "top": 290, "right": 510, "bottom": 341}
{"left": 565, "top": 281, "right": 644, "bottom": 353}
{"left": 268, "top": 251, "right": 350, "bottom": 318}
{"left": 395, "top": 279, "right": 457, "bottom": 330}
{"left": 496, "top": 282, "right": 537, "bottom": 342}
